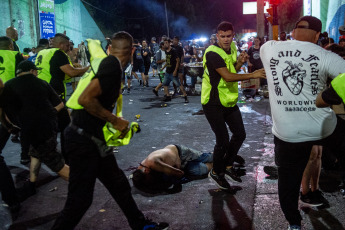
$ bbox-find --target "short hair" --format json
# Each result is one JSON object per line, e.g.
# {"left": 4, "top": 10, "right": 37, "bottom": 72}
{"left": 111, "top": 31, "right": 133, "bottom": 50}
{"left": 320, "top": 38, "right": 334, "bottom": 47}
{"left": 217, "top": 21, "right": 234, "bottom": 32}
{"left": 280, "top": 31, "right": 286, "bottom": 34}
{"left": 163, "top": 37, "right": 171, "bottom": 43}
{"left": 142, "top": 39, "right": 147, "bottom": 43}
{"left": 54, "top": 33, "right": 70, "bottom": 41}
{"left": 159, "top": 41, "right": 164, "bottom": 48}
{"left": 173, "top": 36, "right": 180, "bottom": 41}
{"left": 38, "top": 38, "right": 49, "bottom": 46}
{"left": 132, "top": 169, "right": 173, "bottom": 193}
{"left": 0, "top": 36, "right": 13, "bottom": 50}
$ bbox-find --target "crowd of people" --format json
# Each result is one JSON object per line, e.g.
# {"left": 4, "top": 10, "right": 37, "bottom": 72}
{"left": 0, "top": 14, "right": 345, "bottom": 230}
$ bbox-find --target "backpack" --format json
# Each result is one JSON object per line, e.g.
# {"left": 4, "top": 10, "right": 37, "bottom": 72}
{"left": 134, "top": 46, "right": 142, "bottom": 60}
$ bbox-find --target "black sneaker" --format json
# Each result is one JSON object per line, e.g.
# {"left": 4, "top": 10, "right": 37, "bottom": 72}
{"left": 139, "top": 80, "right": 142, "bottom": 86}
{"left": 184, "top": 96, "right": 189, "bottom": 103}
{"left": 234, "top": 155, "right": 245, "bottom": 165}
{"left": 163, "top": 95, "right": 171, "bottom": 102}
{"left": 152, "top": 89, "right": 158, "bottom": 96}
{"left": 20, "top": 154, "right": 30, "bottom": 165}
{"left": 225, "top": 167, "right": 242, "bottom": 183}
{"left": 208, "top": 169, "right": 231, "bottom": 191}
{"left": 299, "top": 190, "right": 323, "bottom": 207}
{"left": 312, "top": 190, "right": 326, "bottom": 205}
{"left": 142, "top": 220, "right": 169, "bottom": 230}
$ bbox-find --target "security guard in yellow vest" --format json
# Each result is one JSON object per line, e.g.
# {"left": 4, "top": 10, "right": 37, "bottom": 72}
{"left": 0, "top": 36, "right": 24, "bottom": 83}
{"left": 36, "top": 33, "right": 89, "bottom": 102}
{"left": 202, "top": 21, "right": 266, "bottom": 191}
{"left": 35, "top": 33, "right": 89, "bottom": 163}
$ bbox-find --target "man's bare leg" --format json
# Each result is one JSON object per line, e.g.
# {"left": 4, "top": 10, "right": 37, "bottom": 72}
{"left": 301, "top": 145, "right": 322, "bottom": 195}
{"left": 29, "top": 156, "right": 41, "bottom": 183}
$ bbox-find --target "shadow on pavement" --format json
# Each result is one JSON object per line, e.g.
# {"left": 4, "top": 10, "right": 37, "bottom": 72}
{"left": 209, "top": 187, "right": 251, "bottom": 229}
{"left": 302, "top": 208, "right": 345, "bottom": 230}
{"left": 9, "top": 213, "right": 59, "bottom": 230}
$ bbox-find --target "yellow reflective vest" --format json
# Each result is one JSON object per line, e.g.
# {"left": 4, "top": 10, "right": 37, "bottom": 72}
{"left": 36, "top": 48, "right": 73, "bottom": 99}
{"left": 67, "top": 39, "right": 139, "bottom": 146}
{"left": 331, "top": 73, "right": 345, "bottom": 104}
{"left": 0, "top": 50, "right": 19, "bottom": 83}
{"left": 201, "top": 43, "right": 238, "bottom": 107}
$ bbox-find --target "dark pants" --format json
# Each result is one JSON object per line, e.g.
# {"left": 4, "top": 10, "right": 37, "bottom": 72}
{"left": 57, "top": 107, "right": 71, "bottom": 164}
{"left": 0, "top": 124, "right": 18, "bottom": 206}
{"left": 52, "top": 127, "right": 146, "bottom": 230}
{"left": 275, "top": 116, "right": 345, "bottom": 226}
{"left": 203, "top": 104, "right": 246, "bottom": 175}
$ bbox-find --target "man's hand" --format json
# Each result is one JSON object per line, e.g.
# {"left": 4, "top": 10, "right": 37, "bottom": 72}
{"left": 238, "top": 51, "right": 249, "bottom": 63}
{"left": 112, "top": 117, "right": 130, "bottom": 138}
{"left": 252, "top": 68, "right": 266, "bottom": 79}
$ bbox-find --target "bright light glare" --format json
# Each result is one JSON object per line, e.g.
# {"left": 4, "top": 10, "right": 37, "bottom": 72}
{"left": 194, "top": 37, "right": 207, "bottom": 42}
{"left": 241, "top": 32, "right": 257, "bottom": 41}
{"left": 243, "top": 2, "right": 270, "bottom": 15}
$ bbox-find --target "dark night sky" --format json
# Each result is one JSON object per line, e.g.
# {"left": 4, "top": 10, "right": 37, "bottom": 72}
{"left": 83, "top": 0, "right": 257, "bottom": 40}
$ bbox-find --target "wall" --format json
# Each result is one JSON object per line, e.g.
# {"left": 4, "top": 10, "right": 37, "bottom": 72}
{"left": 0, "top": 0, "right": 105, "bottom": 51}
{"left": 304, "top": 0, "right": 345, "bottom": 43}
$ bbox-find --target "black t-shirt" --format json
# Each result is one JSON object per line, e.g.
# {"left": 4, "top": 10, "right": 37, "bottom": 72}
{"left": 172, "top": 44, "right": 184, "bottom": 60}
{"left": 50, "top": 50, "right": 70, "bottom": 96}
{"left": 71, "top": 55, "right": 122, "bottom": 141}
{"left": 165, "top": 47, "right": 179, "bottom": 74}
{"left": 205, "top": 44, "right": 230, "bottom": 105}
{"left": 142, "top": 47, "right": 151, "bottom": 64}
{"left": 0, "top": 74, "right": 61, "bottom": 146}
{"left": 321, "top": 86, "right": 343, "bottom": 105}
{"left": 247, "top": 46, "right": 263, "bottom": 71}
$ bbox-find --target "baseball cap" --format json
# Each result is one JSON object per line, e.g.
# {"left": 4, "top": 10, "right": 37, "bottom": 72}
{"left": 16, "top": 60, "right": 42, "bottom": 75}
{"left": 295, "top": 16, "right": 322, "bottom": 32}
{"left": 339, "top": 25, "right": 345, "bottom": 32}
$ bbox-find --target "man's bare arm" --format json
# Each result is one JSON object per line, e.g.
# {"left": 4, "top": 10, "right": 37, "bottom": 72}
{"left": 216, "top": 67, "right": 265, "bottom": 82}
{"left": 151, "top": 158, "right": 184, "bottom": 177}
{"left": 60, "top": 64, "right": 89, "bottom": 78}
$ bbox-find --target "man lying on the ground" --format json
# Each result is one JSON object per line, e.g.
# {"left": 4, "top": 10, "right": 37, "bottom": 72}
{"left": 132, "top": 145, "right": 213, "bottom": 192}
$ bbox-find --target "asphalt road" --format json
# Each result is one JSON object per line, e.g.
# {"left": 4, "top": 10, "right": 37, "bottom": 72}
{"left": 1, "top": 76, "right": 345, "bottom": 230}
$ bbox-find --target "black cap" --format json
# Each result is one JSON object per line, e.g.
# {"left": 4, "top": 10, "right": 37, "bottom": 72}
{"left": 16, "top": 60, "right": 42, "bottom": 75}
{"left": 295, "top": 16, "right": 322, "bottom": 32}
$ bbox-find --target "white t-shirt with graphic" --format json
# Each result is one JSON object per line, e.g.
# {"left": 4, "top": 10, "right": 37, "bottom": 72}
{"left": 261, "top": 40, "right": 345, "bottom": 143}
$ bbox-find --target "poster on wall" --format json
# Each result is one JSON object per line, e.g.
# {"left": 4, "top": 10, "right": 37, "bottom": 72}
{"left": 38, "top": 0, "right": 55, "bottom": 39}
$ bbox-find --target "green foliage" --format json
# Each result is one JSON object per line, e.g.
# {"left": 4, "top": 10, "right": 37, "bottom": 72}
{"left": 278, "top": 0, "right": 303, "bottom": 33}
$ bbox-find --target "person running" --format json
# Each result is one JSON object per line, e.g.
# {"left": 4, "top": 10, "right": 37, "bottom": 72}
{"left": 51, "top": 32, "right": 168, "bottom": 230}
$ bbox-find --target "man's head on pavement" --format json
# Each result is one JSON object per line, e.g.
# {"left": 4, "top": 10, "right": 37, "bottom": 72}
{"left": 53, "top": 33, "right": 70, "bottom": 53}
{"left": 216, "top": 21, "right": 235, "bottom": 52}
{"left": 110, "top": 31, "right": 133, "bottom": 66}
{"left": 292, "top": 16, "right": 321, "bottom": 43}
{"left": 132, "top": 168, "right": 173, "bottom": 193}
{"left": 16, "top": 60, "right": 42, "bottom": 77}
{"left": 0, "top": 36, "right": 14, "bottom": 50}
{"left": 6, "top": 27, "right": 18, "bottom": 41}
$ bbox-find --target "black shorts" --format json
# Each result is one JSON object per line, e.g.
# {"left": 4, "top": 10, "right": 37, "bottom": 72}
{"left": 132, "top": 61, "right": 144, "bottom": 73}
{"left": 144, "top": 63, "right": 151, "bottom": 75}
{"left": 30, "top": 134, "right": 65, "bottom": 172}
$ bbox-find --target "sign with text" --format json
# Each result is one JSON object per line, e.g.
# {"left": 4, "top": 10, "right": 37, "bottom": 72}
{"left": 38, "top": 0, "right": 55, "bottom": 39}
